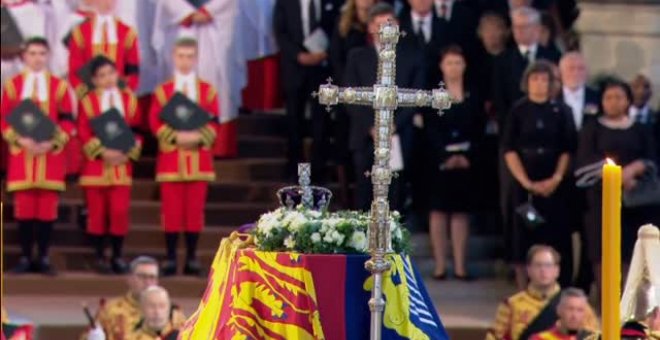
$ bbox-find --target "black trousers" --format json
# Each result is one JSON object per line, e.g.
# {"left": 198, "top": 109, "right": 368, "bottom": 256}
{"left": 284, "top": 71, "right": 330, "bottom": 182}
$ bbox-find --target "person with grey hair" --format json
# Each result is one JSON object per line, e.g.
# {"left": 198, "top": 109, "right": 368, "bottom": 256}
{"left": 83, "top": 256, "right": 186, "bottom": 340}
{"left": 501, "top": 60, "right": 576, "bottom": 290}
{"left": 491, "top": 6, "right": 561, "bottom": 280}
{"left": 529, "top": 288, "right": 598, "bottom": 339}
{"left": 126, "top": 286, "right": 180, "bottom": 340}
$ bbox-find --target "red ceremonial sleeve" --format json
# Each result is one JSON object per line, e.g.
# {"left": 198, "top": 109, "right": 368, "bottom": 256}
{"left": 77, "top": 97, "right": 103, "bottom": 159}
{"left": 150, "top": 86, "right": 176, "bottom": 146}
{"left": 56, "top": 81, "right": 76, "bottom": 135}
{"left": 124, "top": 30, "right": 140, "bottom": 92}
{"left": 0, "top": 84, "right": 19, "bottom": 146}
{"left": 68, "top": 27, "right": 87, "bottom": 98}
{"left": 198, "top": 85, "right": 219, "bottom": 148}
{"left": 123, "top": 92, "right": 142, "bottom": 160}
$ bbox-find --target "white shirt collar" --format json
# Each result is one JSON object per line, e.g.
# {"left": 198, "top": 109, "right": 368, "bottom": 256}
{"left": 300, "top": 0, "right": 321, "bottom": 38}
{"left": 174, "top": 71, "right": 198, "bottom": 101}
{"left": 629, "top": 104, "right": 650, "bottom": 123}
{"left": 562, "top": 86, "right": 585, "bottom": 129}
{"left": 101, "top": 88, "right": 124, "bottom": 115}
{"left": 411, "top": 11, "right": 433, "bottom": 43}
{"left": 20, "top": 71, "right": 48, "bottom": 102}
{"left": 518, "top": 44, "right": 538, "bottom": 61}
{"left": 411, "top": 11, "right": 433, "bottom": 24}
{"left": 93, "top": 15, "right": 118, "bottom": 44}
{"left": 434, "top": 0, "right": 454, "bottom": 20}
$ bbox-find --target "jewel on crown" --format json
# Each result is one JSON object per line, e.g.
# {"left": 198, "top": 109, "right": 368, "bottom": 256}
{"left": 276, "top": 163, "right": 333, "bottom": 211}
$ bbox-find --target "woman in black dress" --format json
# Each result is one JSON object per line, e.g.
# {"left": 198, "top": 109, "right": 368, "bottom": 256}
{"left": 502, "top": 61, "right": 577, "bottom": 289}
{"left": 576, "top": 80, "right": 658, "bottom": 292}
{"left": 427, "top": 46, "right": 483, "bottom": 280}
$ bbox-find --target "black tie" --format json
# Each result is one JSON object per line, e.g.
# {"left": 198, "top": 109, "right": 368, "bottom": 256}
{"left": 416, "top": 19, "right": 426, "bottom": 45}
{"left": 308, "top": 0, "right": 320, "bottom": 33}
{"left": 523, "top": 50, "right": 531, "bottom": 65}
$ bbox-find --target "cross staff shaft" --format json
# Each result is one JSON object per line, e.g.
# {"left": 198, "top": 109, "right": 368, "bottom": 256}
{"left": 313, "top": 19, "right": 452, "bottom": 340}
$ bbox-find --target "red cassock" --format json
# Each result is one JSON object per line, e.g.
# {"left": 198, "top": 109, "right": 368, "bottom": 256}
{"left": 77, "top": 89, "right": 142, "bottom": 236}
{"left": 1, "top": 73, "right": 73, "bottom": 221}
{"left": 68, "top": 17, "right": 140, "bottom": 98}
{"left": 149, "top": 79, "right": 219, "bottom": 233}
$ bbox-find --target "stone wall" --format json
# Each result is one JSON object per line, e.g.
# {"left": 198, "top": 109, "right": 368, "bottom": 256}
{"left": 576, "top": 1, "right": 660, "bottom": 105}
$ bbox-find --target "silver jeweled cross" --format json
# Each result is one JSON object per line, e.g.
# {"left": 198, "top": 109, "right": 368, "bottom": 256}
{"left": 298, "top": 163, "right": 313, "bottom": 210}
{"left": 313, "top": 20, "right": 452, "bottom": 340}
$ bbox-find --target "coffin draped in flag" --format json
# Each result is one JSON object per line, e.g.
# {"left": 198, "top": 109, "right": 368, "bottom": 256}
{"left": 179, "top": 233, "right": 449, "bottom": 340}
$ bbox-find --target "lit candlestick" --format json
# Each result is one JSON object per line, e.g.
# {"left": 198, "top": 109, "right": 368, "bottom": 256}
{"left": 602, "top": 158, "right": 621, "bottom": 340}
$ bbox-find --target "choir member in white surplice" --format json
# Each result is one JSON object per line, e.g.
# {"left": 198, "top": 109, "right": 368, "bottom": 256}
{"left": 238, "top": 0, "right": 278, "bottom": 61}
{"left": 152, "top": 0, "right": 245, "bottom": 157}
{"left": 1, "top": 0, "right": 46, "bottom": 88}
{"left": 48, "top": 0, "right": 94, "bottom": 77}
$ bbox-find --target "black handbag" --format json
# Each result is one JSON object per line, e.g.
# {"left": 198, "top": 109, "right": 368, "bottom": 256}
{"left": 515, "top": 193, "right": 546, "bottom": 229}
{"left": 623, "top": 162, "right": 660, "bottom": 207}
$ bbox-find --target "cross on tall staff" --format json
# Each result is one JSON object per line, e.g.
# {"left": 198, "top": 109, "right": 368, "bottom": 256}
{"left": 313, "top": 20, "right": 453, "bottom": 340}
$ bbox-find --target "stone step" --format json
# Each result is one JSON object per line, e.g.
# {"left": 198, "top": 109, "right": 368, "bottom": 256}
{"left": 237, "top": 111, "right": 287, "bottom": 137}
{"left": 2, "top": 223, "right": 234, "bottom": 250}
{"left": 2, "top": 199, "right": 274, "bottom": 226}
{"left": 3, "top": 273, "right": 207, "bottom": 298}
{"left": 237, "top": 135, "right": 286, "bottom": 158}
{"left": 53, "top": 180, "right": 289, "bottom": 203}
{"left": 3, "top": 245, "right": 219, "bottom": 273}
{"left": 131, "top": 157, "right": 288, "bottom": 181}
{"left": 410, "top": 233, "right": 505, "bottom": 260}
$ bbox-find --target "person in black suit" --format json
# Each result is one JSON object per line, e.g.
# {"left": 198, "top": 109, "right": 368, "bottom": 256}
{"left": 273, "top": 0, "right": 342, "bottom": 181}
{"left": 558, "top": 52, "right": 600, "bottom": 132}
{"left": 343, "top": 2, "right": 426, "bottom": 211}
{"left": 493, "top": 7, "right": 561, "bottom": 258}
{"left": 492, "top": 6, "right": 561, "bottom": 128}
{"left": 398, "top": 0, "right": 449, "bottom": 84}
{"left": 629, "top": 74, "right": 660, "bottom": 166}
{"left": 557, "top": 51, "right": 600, "bottom": 293}
{"left": 432, "top": 0, "right": 479, "bottom": 79}
{"left": 630, "top": 74, "right": 658, "bottom": 127}
{"left": 329, "top": 0, "right": 376, "bottom": 207}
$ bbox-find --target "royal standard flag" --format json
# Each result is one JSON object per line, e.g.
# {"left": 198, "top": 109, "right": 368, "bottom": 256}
{"left": 180, "top": 233, "right": 448, "bottom": 340}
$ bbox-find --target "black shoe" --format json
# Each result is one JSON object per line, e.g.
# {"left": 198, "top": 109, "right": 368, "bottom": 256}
{"left": 161, "top": 260, "right": 177, "bottom": 277}
{"left": 454, "top": 272, "right": 476, "bottom": 282}
{"left": 94, "top": 258, "right": 112, "bottom": 275}
{"left": 11, "top": 257, "right": 33, "bottom": 274}
{"left": 183, "top": 259, "right": 202, "bottom": 277}
{"left": 35, "top": 257, "right": 57, "bottom": 276}
{"left": 111, "top": 258, "right": 128, "bottom": 274}
{"left": 432, "top": 272, "right": 447, "bottom": 281}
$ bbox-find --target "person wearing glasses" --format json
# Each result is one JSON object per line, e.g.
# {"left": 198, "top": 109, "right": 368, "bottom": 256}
{"left": 83, "top": 257, "right": 186, "bottom": 340}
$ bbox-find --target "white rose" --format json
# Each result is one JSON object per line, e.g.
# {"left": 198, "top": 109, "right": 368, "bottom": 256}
{"left": 349, "top": 231, "right": 367, "bottom": 252}
{"left": 311, "top": 232, "right": 321, "bottom": 243}
{"left": 283, "top": 235, "right": 296, "bottom": 249}
{"left": 307, "top": 210, "right": 322, "bottom": 219}
{"left": 323, "top": 232, "right": 334, "bottom": 244}
{"left": 331, "top": 230, "right": 345, "bottom": 246}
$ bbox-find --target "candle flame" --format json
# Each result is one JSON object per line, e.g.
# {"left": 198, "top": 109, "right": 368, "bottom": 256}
{"left": 606, "top": 158, "right": 616, "bottom": 165}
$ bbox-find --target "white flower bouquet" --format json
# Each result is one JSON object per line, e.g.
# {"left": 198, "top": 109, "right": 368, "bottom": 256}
{"left": 253, "top": 207, "right": 410, "bottom": 254}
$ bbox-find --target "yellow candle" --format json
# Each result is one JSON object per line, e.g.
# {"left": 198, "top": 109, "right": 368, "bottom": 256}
{"left": 602, "top": 159, "right": 621, "bottom": 340}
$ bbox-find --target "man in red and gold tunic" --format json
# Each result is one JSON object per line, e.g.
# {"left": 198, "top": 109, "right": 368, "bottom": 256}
{"left": 485, "top": 246, "right": 599, "bottom": 340}
{"left": 77, "top": 56, "right": 142, "bottom": 274}
{"left": 83, "top": 257, "right": 186, "bottom": 340}
{"left": 1, "top": 37, "right": 74, "bottom": 275}
{"left": 68, "top": 0, "right": 140, "bottom": 98}
{"left": 530, "top": 288, "right": 597, "bottom": 340}
{"left": 149, "top": 38, "right": 218, "bottom": 276}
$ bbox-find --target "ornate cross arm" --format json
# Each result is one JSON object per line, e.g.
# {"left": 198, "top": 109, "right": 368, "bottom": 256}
{"left": 314, "top": 80, "right": 452, "bottom": 112}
